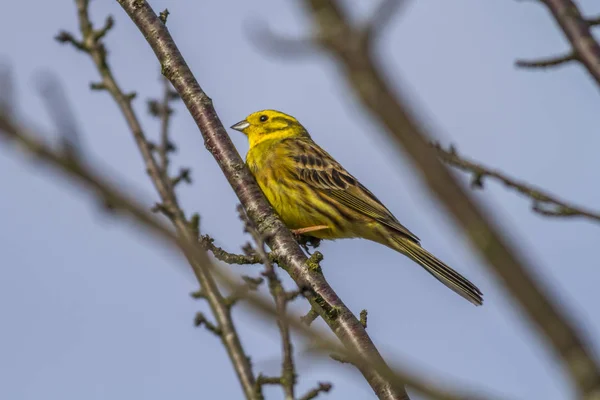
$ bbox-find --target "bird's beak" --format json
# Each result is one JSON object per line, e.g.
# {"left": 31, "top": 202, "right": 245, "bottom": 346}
{"left": 230, "top": 120, "right": 250, "bottom": 132}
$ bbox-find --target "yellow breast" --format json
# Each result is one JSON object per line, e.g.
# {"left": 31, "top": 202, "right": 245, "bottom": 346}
{"left": 246, "top": 139, "right": 299, "bottom": 224}
{"left": 245, "top": 138, "right": 356, "bottom": 240}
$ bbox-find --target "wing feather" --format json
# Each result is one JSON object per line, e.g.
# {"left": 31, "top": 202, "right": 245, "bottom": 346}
{"left": 286, "top": 138, "right": 420, "bottom": 243}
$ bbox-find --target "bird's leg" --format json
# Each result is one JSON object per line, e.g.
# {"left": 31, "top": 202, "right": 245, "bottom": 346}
{"left": 291, "top": 225, "right": 329, "bottom": 235}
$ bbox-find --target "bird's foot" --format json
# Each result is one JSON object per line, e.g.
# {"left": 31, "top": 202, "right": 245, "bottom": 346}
{"left": 291, "top": 226, "right": 326, "bottom": 254}
{"left": 291, "top": 225, "right": 329, "bottom": 235}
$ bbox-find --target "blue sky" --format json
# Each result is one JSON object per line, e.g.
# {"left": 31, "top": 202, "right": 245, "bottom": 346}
{"left": 1, "top": 1, "right": 600, "bottom": 399}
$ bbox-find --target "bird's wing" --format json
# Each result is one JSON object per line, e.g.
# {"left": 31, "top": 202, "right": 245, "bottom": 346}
{"left": 286, "top": 138, "right": 420, "bottom": 243}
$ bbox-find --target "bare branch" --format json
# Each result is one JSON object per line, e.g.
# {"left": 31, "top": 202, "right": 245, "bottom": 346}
{"left": 94, "top": 15, "right": 114, "bottom": 41}
{"left": 150, "top": 77, "right": 178, "bottom": 175}
{"left": 170, "top": 167, "right": 191, "bottom": 187}
{"left": 194, "top": 312, "right": 222, "bottom": 335}
{"left": 300, "top": 0, "right": 600, "bottom": 397}
{"left": 55, "top": 31, "right": 87, "bottom": 52}
{"left": 116, "top": 1, "right": 409, "bottom": 398}
{"left": 199, "top": 234, "right": 265, "bottom": 265}
{"left": 515, "top": 52, "right": 576, "bottom": 69}
{"left": 256, "top": 374, "right": 282, "bottom": 386}
{"left": 359, "top": 309, "right": 368, "bottom": 329}
{"left": 525, "top": 0, "right": 600, "bottom": 88}
{"left": 0, "top": 121, "right": 167, "bottom": 245}
{"left": 286, "top": 289, "right": 304, "bottom": 302}
{"left": 301, "top": 308, "right": 320, "bottom": 326}
{"left": 299, "top": 382, "right": 333, "bottom": 400}
{"left": 433, "top": 143, "right": 600, "bottom": 223}
{"left": 587, "top": 15, "right": 600, "bottom": 27}
{"left": 329, "top": 353, "right": 352, "bottom": 365}
{"left": 159, "top": 8, "right": 169, "bottom": 24}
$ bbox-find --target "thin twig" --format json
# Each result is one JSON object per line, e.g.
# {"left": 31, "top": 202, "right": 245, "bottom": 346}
{"left": 359, "top": 309, "right": 368, "bottom": 329}
{"left": 433, "top": 143, "right": 600, "bottom": 223}
{"left": 57, "top": 2, "right": 259, "bottom": 398}
{"left": 194, "top": 312, "right": 222, "bottom": 335}
{"left": 515, "top": 52, "right": 576, "bottom": 69}
{"left": 238, "top": 205, "right": 298, "bottom": 400}
{"left": 0, "top": 112, "right": 198, "bottom": 275}
{"left": 148, "top": 77, "right": 190, "bottom": 188}
{"left": 300, "top": 0, "right": 600, "bottom": 397}
{"left": 588, "top": 15, "right": 600, "bottom": 27}
{"left": 199, "top": 234, "right": 265, "bottom": 265}
{"left": 330, "top": 353, "right": 352, "bottom": 365}
{"left": 299, "top": 382, "right": 333, "bottom": 400}
{"left": 301, "top": 308, "right": 320, "bottom": 326}
{"left": 157, "top": 76, "right": 175, "bottom": 174}
{"left": 116, "top": 1, "right": 408, "bottom": 399}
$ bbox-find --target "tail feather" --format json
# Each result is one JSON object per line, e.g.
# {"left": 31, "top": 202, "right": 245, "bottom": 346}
{"left": 390, "top": 236, "right": 483, "bottom": 306}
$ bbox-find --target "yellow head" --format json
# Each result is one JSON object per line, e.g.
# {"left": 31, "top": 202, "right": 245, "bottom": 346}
{"left": 230, "top": 109, "right": 310, "bottom": 148}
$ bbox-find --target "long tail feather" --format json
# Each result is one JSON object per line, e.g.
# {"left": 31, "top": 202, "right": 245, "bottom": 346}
{"left": 389, "top": 235, "right": 483, "bottom": 306}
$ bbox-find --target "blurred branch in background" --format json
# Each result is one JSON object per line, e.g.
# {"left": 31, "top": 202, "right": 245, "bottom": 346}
{"left": 0, "top": 70, "right": 500, "bottom": 400}
{"left": 433, "top": 142, "right": 600, "bottom": 223}
{"left": 286, "top": 0, "right": 600, "bottom": 398}
{"left": 516, "top": 0, "right": 600, "bottom": 88}
{"left": 115, "top": 0, "right": 410, "bottom": 398}
{"left": 38, "top": 73, "right": 83, "bottom": 158}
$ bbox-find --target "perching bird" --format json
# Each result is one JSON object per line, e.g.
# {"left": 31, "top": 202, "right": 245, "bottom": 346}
{"left": 231, "top": 110, "right": 483, "bottom": 306}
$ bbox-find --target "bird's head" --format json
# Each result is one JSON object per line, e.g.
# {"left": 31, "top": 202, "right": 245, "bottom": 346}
{"left": 230, "top": 109, "right": 309, "bottom": 148}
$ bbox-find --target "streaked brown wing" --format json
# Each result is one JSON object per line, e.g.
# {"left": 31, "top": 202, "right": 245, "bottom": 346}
{"left": 287, "top": 138, "right": 420, "bottom": 243}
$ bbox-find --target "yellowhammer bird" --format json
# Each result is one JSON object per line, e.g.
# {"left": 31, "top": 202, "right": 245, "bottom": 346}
{"left": 231, "top": 110, "right": 483, "bottom": 306}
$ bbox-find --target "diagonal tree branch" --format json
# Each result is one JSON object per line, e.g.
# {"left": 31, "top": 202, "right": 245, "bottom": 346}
{"left": 518, "top": 0, "right": 600, "bottom": 88}
{"left": 541, "top": 0, "right": 600, "bottom": 86}
{"left": 433, "top": 143, "right": 600, "bottom": 223}
{"left": 115, "top": 1, "right": 408, "bottom": 399}
{"left": 299, "top": 0, "right": 600, "bottom": 398}
{"left": 57, "top": 1, "right": 259, "bottom": 398}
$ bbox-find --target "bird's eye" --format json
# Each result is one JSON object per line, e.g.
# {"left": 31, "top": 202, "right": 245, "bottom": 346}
{"left": 259, "top": 115, "right": 268, "bottom": 122}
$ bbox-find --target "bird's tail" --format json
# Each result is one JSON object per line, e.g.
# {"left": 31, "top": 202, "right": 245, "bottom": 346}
{"left": 388, "top": 234, "right": 483, "bottom": 306}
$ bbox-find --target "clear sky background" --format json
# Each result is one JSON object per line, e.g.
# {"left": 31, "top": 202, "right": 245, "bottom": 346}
{"left": 2, "top": 1, "right": 600, "bottom": 399}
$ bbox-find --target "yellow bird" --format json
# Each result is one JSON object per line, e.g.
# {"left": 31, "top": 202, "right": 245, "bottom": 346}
{"left": 231, "top": 110, "right": 483, "bottom": 306}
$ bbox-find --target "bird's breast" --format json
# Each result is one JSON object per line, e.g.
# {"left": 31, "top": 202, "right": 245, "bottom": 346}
{"left": 246, "top": 142, "right": 360, "bottom": 240}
